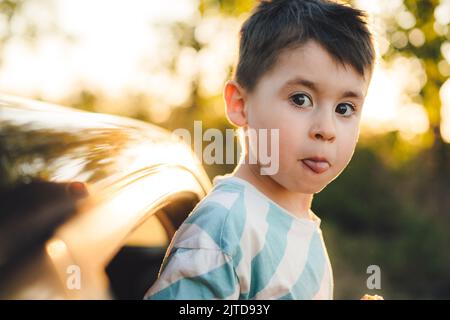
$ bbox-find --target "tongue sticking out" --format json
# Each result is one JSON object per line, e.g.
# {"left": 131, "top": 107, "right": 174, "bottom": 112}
{"left": 302, "top": 159, "right": 330, "bottom": 174}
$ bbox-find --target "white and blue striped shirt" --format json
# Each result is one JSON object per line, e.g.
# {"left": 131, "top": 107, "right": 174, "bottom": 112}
{"left": 144, "top": 175, "right": 334, "bottom": 300}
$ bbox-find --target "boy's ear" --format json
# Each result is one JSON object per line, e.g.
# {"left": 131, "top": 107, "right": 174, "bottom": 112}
{"left": 224, "top": 80, "right": 248, "bottom": 127}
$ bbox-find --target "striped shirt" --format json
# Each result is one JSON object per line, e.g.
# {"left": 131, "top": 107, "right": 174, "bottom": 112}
{"left": 144, "top": 175, "right": 334, "bottom": 300}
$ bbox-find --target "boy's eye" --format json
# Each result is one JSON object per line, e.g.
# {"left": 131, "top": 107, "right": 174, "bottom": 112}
{"left": 335, "top": 103, "right": 356, "bottom": 117}
{"left": 290, "top": 93, "right": 313, "bottom": 108}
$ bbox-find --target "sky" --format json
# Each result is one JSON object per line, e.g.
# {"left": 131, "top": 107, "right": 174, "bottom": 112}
{"left": 0, "top": 0, "right": 449, "bottom": 141}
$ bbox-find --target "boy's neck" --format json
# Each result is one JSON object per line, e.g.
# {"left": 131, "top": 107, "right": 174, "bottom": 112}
{"left": 232, "top": 162, "right": 314, "bottom": 221}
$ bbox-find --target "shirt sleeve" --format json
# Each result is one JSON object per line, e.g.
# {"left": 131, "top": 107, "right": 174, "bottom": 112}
{"left": 144, "top": 246, "right": 240, "bottom": 300}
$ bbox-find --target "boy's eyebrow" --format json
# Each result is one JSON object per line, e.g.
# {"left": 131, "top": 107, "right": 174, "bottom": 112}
{"left": 340, "top": 90, "right": 363, "bottom": 100}
{"left": 283, "top": 77, "right": 317, "bottom": 92}
{"left": 281, "top": 76, "right": 364, "bottom": 100}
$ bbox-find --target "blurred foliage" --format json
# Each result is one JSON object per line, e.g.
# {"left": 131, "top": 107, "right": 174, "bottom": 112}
{"left": 337, "top": 1, "right": 450, "bottom": 298}
{"left": 385, "top": 0, "right": 447, "bottom": 128}
{"left": 315, "top": 137, "right": 450, "bottom": 298}
{"left": 1, "top": 0, "right": 450, "bottom": 299}
{"left": 0, "top": 0, "right": 65, "bottom": 65}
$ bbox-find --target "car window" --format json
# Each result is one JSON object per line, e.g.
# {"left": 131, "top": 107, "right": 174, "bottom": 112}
{"left": 106, "top": 212, "right": 170, "bottom": 300}
{"left": 0, "top": 179, "right": 89, "bottom": 282}
{"left": 124, "top": 213, "right": 170, "bottom": 248}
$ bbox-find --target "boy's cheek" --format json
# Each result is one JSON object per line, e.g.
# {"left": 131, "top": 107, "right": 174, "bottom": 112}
{"left": 338, "top": 140, "right": 358, "bottom": 169}
{"left": 340, "top": 120, "right": 361, "bottom": 144}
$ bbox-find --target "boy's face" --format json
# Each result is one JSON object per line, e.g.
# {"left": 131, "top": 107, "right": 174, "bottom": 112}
{"left": 239, "top": 40, "right": 370, "bottom": 194}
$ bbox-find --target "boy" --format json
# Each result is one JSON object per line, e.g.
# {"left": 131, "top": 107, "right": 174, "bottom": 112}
{"left": 145, "top": 0, "right": 375, "bottom": 300}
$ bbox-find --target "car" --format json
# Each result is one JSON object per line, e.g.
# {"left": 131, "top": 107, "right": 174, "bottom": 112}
{"left": 0, "top": 94, "right": 212, "bottom": 299}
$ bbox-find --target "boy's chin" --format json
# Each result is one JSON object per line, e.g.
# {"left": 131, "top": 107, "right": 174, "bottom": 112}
{"left": 298, "top": 184, "right": 328, "bottom": 194}
{"left": 281, "top": 179, "right": 329, "bottom": 194}
{"left": 268, "top": 173, "right": 331, "bottom": 194}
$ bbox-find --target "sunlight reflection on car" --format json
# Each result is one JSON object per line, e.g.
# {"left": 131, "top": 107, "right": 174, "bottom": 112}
{"left": 0, "top": 94, "right": 211, "bottom": 299}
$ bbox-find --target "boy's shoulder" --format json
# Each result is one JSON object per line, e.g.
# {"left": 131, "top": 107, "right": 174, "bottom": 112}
{"left": 168, "top": 175, "right": 319, "bottom": 259}
{"left": 166, "top": 175, "right": 323, "bottom": 270}
{"left": 169, "top": 176, "right": 251, "bottom": 257}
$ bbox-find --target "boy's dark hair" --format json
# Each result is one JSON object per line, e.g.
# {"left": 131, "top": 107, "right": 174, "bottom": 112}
{"left": 235, "top": 0, "right": 375, "bottom": 92}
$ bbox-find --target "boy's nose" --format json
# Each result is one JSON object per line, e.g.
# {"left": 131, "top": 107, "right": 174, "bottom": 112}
{"left": 312, "top": 130, "right": 335, "bottom": 142}
{"left": 309, "top": 112, "right": 336, "bottom": 143}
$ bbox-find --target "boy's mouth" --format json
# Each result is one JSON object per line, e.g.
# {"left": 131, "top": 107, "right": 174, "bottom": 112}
{"left": 300, "top": 157, "right": 330, "bottom": 174}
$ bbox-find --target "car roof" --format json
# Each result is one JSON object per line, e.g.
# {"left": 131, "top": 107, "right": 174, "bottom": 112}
{"left": 0, "top": 94, "right": 209, "bottom": 193}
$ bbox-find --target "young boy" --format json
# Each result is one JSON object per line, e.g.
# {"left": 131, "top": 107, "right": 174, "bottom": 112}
{"left": 145, "top": 0, "right": 375, "bottom": 300}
